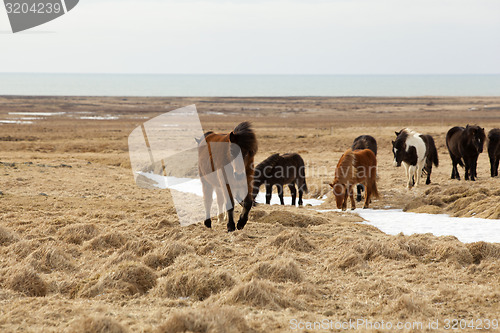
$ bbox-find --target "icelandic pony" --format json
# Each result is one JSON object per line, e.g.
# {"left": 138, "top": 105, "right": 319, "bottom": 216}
{"left": 392, "top": 128, "right": 437, "bottom": 188}
{"left": 351, "top": 135, "right": 377, "bottom": 202}
{"left": 197, "top": 122, "right": 258, "bottom": 232}
{"left": 252, "top": 153, "right": 308, "bottom": 206}
{"left": 488, "top": 128, "right": 500, "bottom": 177}
{"left": 393, "top": 130, "right": 439, "bottom": 185}
{"left": 446, "top": 125, "right": 485, "bottom": 181}
{"left": 329, "top": 148, "right": 378, "bottom": 210}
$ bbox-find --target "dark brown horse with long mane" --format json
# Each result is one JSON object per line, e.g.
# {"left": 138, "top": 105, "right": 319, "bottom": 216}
{"left": 329, "top": 148, "right": 379, "bottom": 210}
{"left": 446, "top": 125, "right": 485, "bottom": 181}
{"left": 252, "top": 153, "right": 308, "bottom": 206}
{"left": 197, "top": 122, "right": 258, "bottom": 232}
{"left": 488, "top": 128, "right": 500, "bottom": 177}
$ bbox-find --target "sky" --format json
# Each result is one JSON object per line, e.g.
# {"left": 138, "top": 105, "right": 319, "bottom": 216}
{"left": 1, "top": 0, "right": 499, "bottom": 74}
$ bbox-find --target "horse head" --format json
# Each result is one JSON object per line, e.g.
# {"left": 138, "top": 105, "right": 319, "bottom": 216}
{"left": 329, "top": 180, "right": 346, "bottom": 210}
{"left": 465, "top": 125, "right": 486, "bottom": 153}
{"left": 392, "top": 139, "right": 405, "bottom": 167}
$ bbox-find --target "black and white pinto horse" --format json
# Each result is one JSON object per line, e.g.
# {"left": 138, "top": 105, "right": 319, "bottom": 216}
{"left": 392, "top": 129, "right": 439, "bottom": 188}
{"left": 351, "top": 135, "right": 377, "bottom": 201}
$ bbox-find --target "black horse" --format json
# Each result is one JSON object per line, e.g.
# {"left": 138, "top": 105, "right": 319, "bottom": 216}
{"left": 446, "top": 125, "right": 485, "bottom": 181}
{"left": 488, "top": 128, "right": 500, "bottom": 177}
{"left": 252, "top": 153, "right": 308, "bottom": 206}
{"left": 351, "top": 135, "right": 377, "bottom": 201}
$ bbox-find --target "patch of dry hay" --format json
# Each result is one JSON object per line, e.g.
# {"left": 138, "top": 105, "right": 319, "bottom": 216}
{"left": 78, "top": 261, "right": 157, "bottom": 298}
{"left": 466, "top": 241, "right": 500, "bottom": 264}
{"left": 391, "top": 294, "right": 433, "bottom": 318}
{"left": 334, "top": 249, "right": 365, "bottom": 270}
{"left": 432, "top": 239, "right": 474, "bottom": 266}
{"left": 156, "top": 307, "right": 253, "bottom": 333}
{"left": 120, "top": 239, "right": 155, "bottom": 256}
{"left": 0, "top": 225, "right": 17, "bottom": 246}
{"left": 67, "top": 316, "right": 128, "bottom": 333}
{"left": 258, "top": 211, "right": 327, "bottom": 228}
{"left": 143, "top": 242, "right": 194, "bottom": 270}
{"left": 246, "top": 258, "right": 304, "bottom": 283}
{"left": 58, "top": 223, "right": 99, "bottom": 245}
{"left": 7, "top": 239, "right": 41, "bottom": 260}
{"left": 152, "top": 267, "right": 234, "bottom": 301}
{"left": 223, "top": 279, "right": 296, "bottom": 310}
{"left": 25, "top": 244, "right": 77, "bottom": 273}
{"left": 269, "top": 230, "right": 315, "bottom": 252}
{"left": 84, "top": 232, "right": 128, "bottom": 251}
{"left": 6, "top": 267, "right": 48, "bottom": 297}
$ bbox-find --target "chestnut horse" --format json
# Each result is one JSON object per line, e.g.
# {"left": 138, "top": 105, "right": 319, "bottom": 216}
{"left": 197, "top": 122, "right": 258, "bottom": 232}
{"left": 329, "top": 148, "right": 378, "bottom": 210}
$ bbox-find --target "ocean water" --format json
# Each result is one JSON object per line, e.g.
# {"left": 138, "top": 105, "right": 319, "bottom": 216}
{"left": 0, "top": 73, "right": 499, "bottom": 97}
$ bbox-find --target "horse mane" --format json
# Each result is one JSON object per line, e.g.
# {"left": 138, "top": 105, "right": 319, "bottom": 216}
{"left": 336, "top": 149, "right": 355, "bottom": 183}
{"left": 232, "top": 121, "right": 258, "bottom": 156}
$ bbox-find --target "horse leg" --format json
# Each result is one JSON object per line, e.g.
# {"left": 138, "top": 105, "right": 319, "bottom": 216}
{"left": 298, "top": 186, "right": 304, "bottom": 206}
{"left": 495, "top": 157, "right": 500, "bottom": 177}
{"left": 471, "top": 158, "right": 477, "bottom": 181}
{"left": 236, "top": 194, "right": 253, "bottom": 230}
{"left": 341, "top": 188, "right": 348, "bottom": 211}
{"left": 415, "top": 161, "right": 424, "bottom": 187}
{"left": 364, "top": 182, "right": 371, "bottom": 209}
{"left": 407, "top": 165, "right": 416, "bottom": 189}
{"left": 265, "top": 184, "right": 272, "bottom": 205}
{"left": 215, "top": 187, "right": 226, "bottom": 224}
{"left": 225, "top": 192, "right": 236, "bottom": 232}
{"left": 349, "top": 185, "right": 356, "bottom": 210}
{"left": 202, "top": 182, "right": 214, "bottom": 228}
{"left": 277, "top": 184, "right": 284, "bottom": 205}
{"left": 464, "top": 159, "right": 470, "bottom": 181}
{"left": 288, "top": 184, "right": 297, "bottom": 206}
{"left": 425, "top": 164, "right": 432, "bottom": 185}
{"left": 356, "top": 184, "right": 364, "bottom": 202}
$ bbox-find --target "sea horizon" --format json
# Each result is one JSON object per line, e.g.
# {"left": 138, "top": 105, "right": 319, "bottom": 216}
{"left": 0, "top": 73, "right": 499, "bottom": 97}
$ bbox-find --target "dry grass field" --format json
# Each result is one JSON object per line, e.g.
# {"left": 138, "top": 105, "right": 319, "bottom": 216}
{"left": 0, "top": 96, "right": 499, "bottom": 332}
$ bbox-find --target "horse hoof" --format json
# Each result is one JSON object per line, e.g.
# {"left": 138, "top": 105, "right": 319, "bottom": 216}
{"left": 236, "top": 219, "right": 247, "bottom": 230}
{"left": 227, "top": 223, "right": 236, "bottom": 232}
{"left": 204, "top": 219, "right": 212, "bottom": 228}
{"left": 356, "top": 195, "right": 362, "bottom": 202}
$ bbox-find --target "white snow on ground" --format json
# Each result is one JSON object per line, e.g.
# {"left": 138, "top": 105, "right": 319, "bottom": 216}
{"left": 317, "top": 208, "right": 500, "bottom": 243}
{"left": 80, "top": 116, "right": 119, "bottom": 120}
{"left": 0, "top": 120, "right": 34, "bottom": 124}
{"left": 9, "top": 112, "right": 65, "bottom": 116}
{"left": 137, "top": 172, "right": 499, "bottom": 242}
{"left": 137, "top": 172, "right": 323, "bottom": 205}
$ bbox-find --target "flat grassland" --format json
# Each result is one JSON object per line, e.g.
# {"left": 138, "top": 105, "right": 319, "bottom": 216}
{"left": 0, "top": 96, "right": 499, "bottom": 332}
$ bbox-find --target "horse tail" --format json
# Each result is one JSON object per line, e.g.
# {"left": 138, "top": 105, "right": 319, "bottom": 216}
{"left": 371, "top": 176, "right": 379, "bottom": 199}
{"left": 297, "top": 155, "right": 308, "bottom": 193}
{"left": 426, "top": 135, "right": 439, "bottom": 167}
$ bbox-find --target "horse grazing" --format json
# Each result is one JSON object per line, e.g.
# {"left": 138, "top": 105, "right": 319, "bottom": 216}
{"left": 329, "top": 148, "right": 378, "bottom": 210}
{"left": 446, "top": 125, "right": 485, "bottom": 181}
{"left": 197, "top": 122, "right": 258, "bottom": 232}
{"left": 487, "top": 128, "right": 500, "bottom": 177}
{"left": 351, "top": 135, "right": 377, "bottom": 202}
{"left": 392, "top": 128, "right": 438, "bottom": 188}
{"left": 252, "top": 153, "right": 308, "bottom": 206}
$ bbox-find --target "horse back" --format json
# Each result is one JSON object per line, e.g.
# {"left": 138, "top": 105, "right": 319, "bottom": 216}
{"left": 488, "top": 129, "right": 500, "bottom": 157}
{"left": 446, "top": 126, "right": 464, "bottom": 155}
{"left": 352, "top": 135, "right": 378, "bottom": 156}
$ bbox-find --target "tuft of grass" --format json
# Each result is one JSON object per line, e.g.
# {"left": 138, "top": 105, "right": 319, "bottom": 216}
{"left": 156, "top": 307, "right": 253, "bottom": 333}
{"left": 223, "top": 279, "right": 296, "bottom": 310}
{"left": 246, "top": 258, "right": 304, "bottom": 283}
{"left": 152, "top": 267, "right": 234, "bottom": 301}
{"left": 143, "top": 242, "right": 194, "bottom": 270}
{"left": 67, "top": 316, "right": 128, "bottom": 333}
{"left": 6, "top": 267, "right": 48, "bottom": 297}
{"left": 58, "top": 223, "right": 99, "bottom": 245}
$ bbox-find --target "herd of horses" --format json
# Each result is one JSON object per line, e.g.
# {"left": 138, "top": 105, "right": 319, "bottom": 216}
{"left": 197, "top": 122, "right": 500, "bottom": 232}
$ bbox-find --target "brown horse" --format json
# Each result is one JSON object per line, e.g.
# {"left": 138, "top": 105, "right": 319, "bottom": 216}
{"left": 329, "top": 148, "right": 378, "bottom": 210}
{"left": 197, "top": 122, "right": 258, "bottom": 232}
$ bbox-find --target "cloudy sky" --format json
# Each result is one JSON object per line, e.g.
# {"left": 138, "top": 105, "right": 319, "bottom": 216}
{"left": 1, "top": 0, "right": 499, "bottom": 74}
